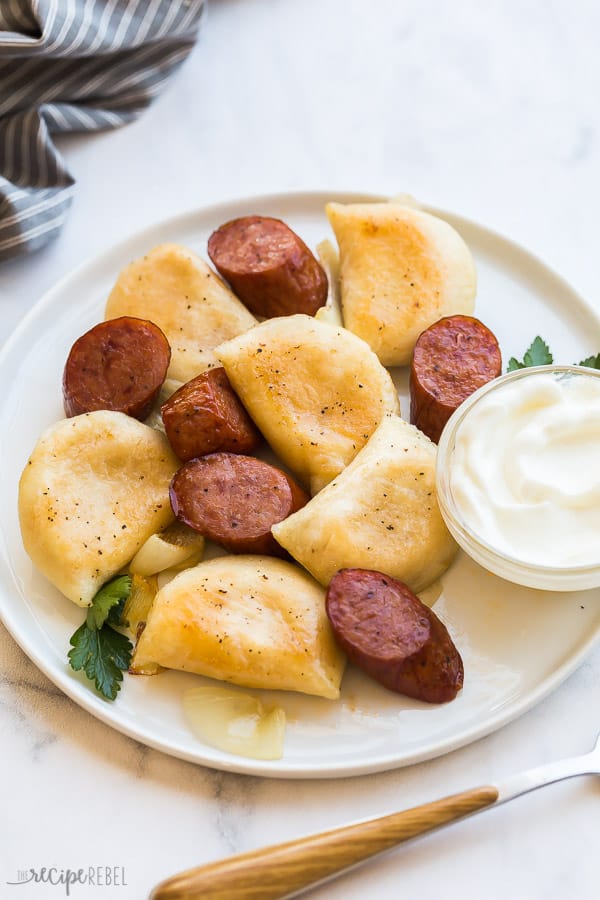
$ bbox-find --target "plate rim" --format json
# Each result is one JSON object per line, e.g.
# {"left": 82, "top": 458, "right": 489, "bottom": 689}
{"left": 2, "top": 189, "right": 600, "bottom": 779}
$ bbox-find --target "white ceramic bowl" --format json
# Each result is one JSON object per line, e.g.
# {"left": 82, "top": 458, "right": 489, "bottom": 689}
{"left": 436, "top": 365, "right": 600, "bottom": 592}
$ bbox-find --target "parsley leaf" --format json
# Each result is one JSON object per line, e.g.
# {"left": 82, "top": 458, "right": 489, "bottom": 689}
{"left": 68, "top": 575, "right": 133, "bottom": 701}
{"left": 69, "top": 625, "right": 133, "bottom": 701}
{"left": 578, "top": 353, "right": 600, "bottom": 370}
{"left": 523, "top": 336, "right": 553, "bottom": 367}
{"left": 507, "top": 336, "right": 553, "bottom": 372}
{"left": 85, "top": 575, "right": 131, "bottom": 630}
{"left": 509, "top": 338, "right": 600, "bottom": 372}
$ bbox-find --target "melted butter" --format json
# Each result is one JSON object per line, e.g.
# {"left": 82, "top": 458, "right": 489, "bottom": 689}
{"left": 450, "top": 370, "right": 600, "bottom": 567}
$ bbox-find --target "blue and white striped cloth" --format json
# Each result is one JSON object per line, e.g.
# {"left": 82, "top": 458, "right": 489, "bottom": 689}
{"left": 0, "top": 0, "right": 205, "bottom": 263}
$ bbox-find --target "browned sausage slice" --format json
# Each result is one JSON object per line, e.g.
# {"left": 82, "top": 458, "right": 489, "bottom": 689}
{"left": 326, "top": 568, "right": 464, "bottom": 703}
{"left": 161, "top": 367, "right": 261, "bottom": 461}
{"left": 63, "top": 316, "right": 171, "bottom": 420}
{"left": 169, "top": 453, "right": 310, "bottom": 555}
{"left": 207, "top": 215, "right": 328, "bottom": 318}
{"left": 410, "top": 315, "right": 502, "bottom": 444}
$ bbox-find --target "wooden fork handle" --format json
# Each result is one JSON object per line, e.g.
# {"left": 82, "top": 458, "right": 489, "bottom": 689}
{"left": 150, "top": 785, "right": 499, "bottom": 900}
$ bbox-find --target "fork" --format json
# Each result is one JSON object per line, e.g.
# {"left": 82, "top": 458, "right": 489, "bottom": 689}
{"left": 150, "top": 731, "right": 600, "bottom": 900}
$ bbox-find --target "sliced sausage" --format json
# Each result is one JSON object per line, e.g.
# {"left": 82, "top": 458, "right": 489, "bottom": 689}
{"left": 326, "top": 568, "right": 464, "bottom": 703}
{"left": 161, "top": 367, "right": 261, "bottom": 461}
{"left": 63, "top": 316, "right": 171, "bottom": 420}
{"left": 207, "top": 215, "right": 328, "bottom": 318}
{"left": 169, "top": 453, "right": 310, "bottom": 555}
{"left": 410, "top": 315, "right": 502, "bottom": 443}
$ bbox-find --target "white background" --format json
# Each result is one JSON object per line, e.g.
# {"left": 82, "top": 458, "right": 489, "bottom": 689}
{"left": 1, "top": 2, "right": 600, "bottom": 898}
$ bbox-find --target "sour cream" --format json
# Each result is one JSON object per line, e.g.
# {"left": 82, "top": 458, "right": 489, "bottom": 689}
{"left": 436, "top": 365, "right": 600, "bottom": 591}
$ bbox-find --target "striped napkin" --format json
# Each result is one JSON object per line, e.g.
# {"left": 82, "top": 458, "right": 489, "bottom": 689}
{"left": 0, "top": 0, "right": 205, "bottom": 263}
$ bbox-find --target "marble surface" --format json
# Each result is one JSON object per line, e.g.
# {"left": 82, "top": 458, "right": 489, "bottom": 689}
{"left": 2, "top": 1, "right": 600, "bottom": 898}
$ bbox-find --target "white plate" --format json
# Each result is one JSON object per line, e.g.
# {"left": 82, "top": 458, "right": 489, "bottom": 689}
{"left": 2, "top": 191, "right": 600, "bottom": 779}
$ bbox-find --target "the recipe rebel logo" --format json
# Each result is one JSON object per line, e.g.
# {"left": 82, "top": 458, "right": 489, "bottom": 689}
{"left": 6, "top": 866, "right": 128, "bottom": 895}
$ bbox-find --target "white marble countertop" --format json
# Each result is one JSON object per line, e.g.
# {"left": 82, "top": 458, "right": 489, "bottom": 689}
{"left": 2, "top": 1, "right": 600, "bottom": 898}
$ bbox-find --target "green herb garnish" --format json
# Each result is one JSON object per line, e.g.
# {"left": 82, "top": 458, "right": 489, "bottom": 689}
{"left": 578, "top": 353, "right": 600, "bottom": 370}
{"left": 507, "top": 336, "right": 553, "bottom": 371}
{"left": 68, "top": 575, "right": 133, "bottom": 701}
{"left": 508, "top": 337, "right": 600, "bottom": 373}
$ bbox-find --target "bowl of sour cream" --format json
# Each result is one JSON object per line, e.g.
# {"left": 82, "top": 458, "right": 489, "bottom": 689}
{"left": 436, "top": 365, "right": 600, "bottom": 591}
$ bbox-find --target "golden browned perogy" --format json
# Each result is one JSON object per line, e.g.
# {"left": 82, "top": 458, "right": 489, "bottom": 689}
{"left": 131, "top": 556, "right": 346, "bottom": 699}
{"left": 18, "top": 411, "right": 179, "bottom": 607}
{"left": 217, "top": 314, "right": 400, "bottom": 494}
{"left": 327, "top": 201, "right": 477, "bottom": 366}
{"left": 272, "top": 414, "right": 457, "bottom": 593}
{"left": 105, "top": 243, "right": 257, "bottom": 382}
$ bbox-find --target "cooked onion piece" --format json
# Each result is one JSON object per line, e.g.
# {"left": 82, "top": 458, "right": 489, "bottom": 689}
{"left": 183, "top": 686, "right": 286, "bottom": 760}
{"left": 314, "top": 239, "right": 343, "bottom": 326}
{"left": 122, "top": 573, "right": 157, "bottom": 638}
{"left": 128, "top": 522, "right": 205, "bottom": 576}
{"left": 144, "top": 378, "right": 183, "bottom": 433}
{"left": 388, "top": 192, "right": 421, "bottom": 208}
